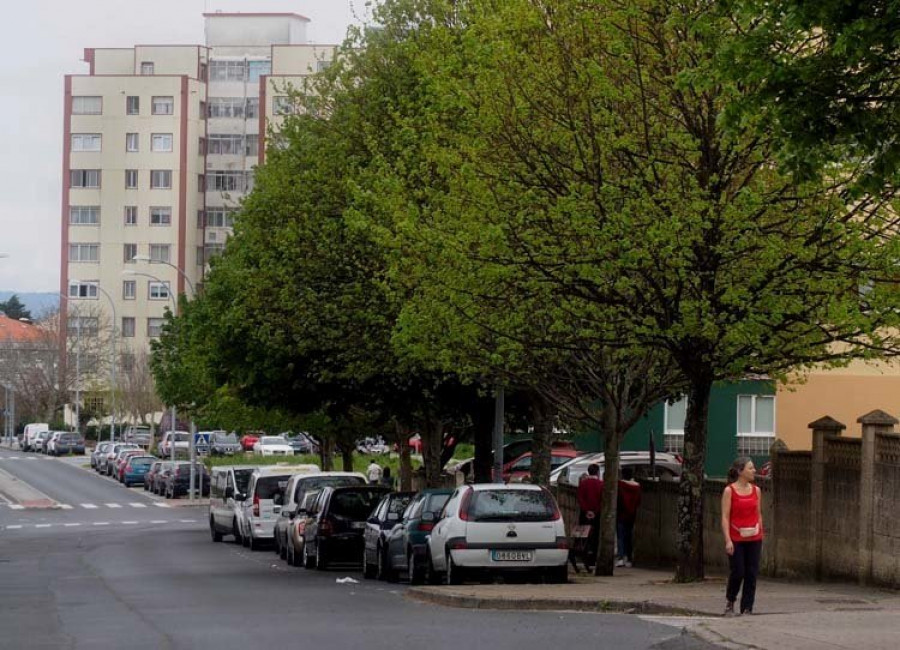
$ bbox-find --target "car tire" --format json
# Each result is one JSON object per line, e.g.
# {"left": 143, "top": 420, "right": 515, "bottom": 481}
{"left": 279, "top": 539, "right": 288, "bottom": 561}
{"left": 362, "top": 548, "right": 376, "bottom": 579}
{"left": 232, "top": 519, "right": 242, "bottom": 545}
{"left": 408, "top": 550, "right": 424, "bottom": 586}
{"left": 248, "top": 533, "right": 259, "bottom": 551}
{"left": 210, "top": 518, "right": 223, "bottom": 543}
{"left": 424, "top": 551, "right": 442, "bottom": 585}
{"left": 547, "top": 565, "right": 568, "bottom": 584}
{"left": 446, "top": 553, "right": 465, "bottom": 586}
{"left": 286, "top": 543, "right": 295, "bottom": 567}
{"left": 375, "top": 545, "right": 389, "bottom": 581}
{"left": 303, "top": 542, "right": 315, "bottom": 569}
{"left": 316, "top": 543, "right": 328, "bottom": 571}
{"left": 123, "top": 481, "right": 130, "bottom": 488}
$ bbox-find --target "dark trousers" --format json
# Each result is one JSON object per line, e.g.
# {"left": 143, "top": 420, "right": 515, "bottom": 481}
{"left": 727, "top": 540, "right": 762, "bottom": 612}
{"left": 579, "top": 511, "right": 599, "bottom": 565}
{"left": 616, "top": 520, "right": 634, "bottom": 561}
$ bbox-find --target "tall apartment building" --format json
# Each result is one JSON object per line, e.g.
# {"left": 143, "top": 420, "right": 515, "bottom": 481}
{"left": 60, "top": 13, "right": 336, "bottom": 367}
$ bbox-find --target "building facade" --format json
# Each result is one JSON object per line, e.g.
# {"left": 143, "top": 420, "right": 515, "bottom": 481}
{"left": 60, "top": 13, "right": 336, "bottom": 360}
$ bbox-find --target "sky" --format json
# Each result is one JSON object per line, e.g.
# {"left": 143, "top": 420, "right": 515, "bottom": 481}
{"left": 0, "top": 0, "right": 367, "bottom": 293}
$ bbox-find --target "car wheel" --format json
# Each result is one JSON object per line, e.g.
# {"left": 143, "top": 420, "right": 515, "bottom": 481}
{"left": 279, "top": 538, "right": 288, "bottom": 561}
{"left": 362, "top": 547, "right": 376, "bottom": 579}
{"left": 286, "top": 542, "right": 295, "bottom": 567}
{"left": 210, "top": 518, "right": 223, "bottom": 543}
{"left": 303, "top": 541, "right": 315, "bottom": 569}
{"left": 232, "top": 519, "right": 242, "bottom": 545}
{"left": 408, "top": 550, "right": 424, "bottom": 586}
{"left": 547, "top": 565, "right": 568, "bottom": 584}
{"left": 425, "top": 551, "right": 442, "bottom": 585}
{"left": 446, "top": 553, "right": 465, "bottom": 586}
{"left": 375, "top": 545, "right": 388, "bottom": 581}
{"left": 248, "top": 534, "right": 258, "bottom": 551}
{"left": 123, "top": 481, "right": 130, "bottom": 488}
{"left": 316, "top": 543, "right": 328, "bottom": 571}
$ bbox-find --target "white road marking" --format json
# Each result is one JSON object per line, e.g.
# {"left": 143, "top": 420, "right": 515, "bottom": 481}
{"left": 59, "top": 504, "right": 74, "bottom": 510}
{"left": 92, "top": 522, "right": 110, "bottom": 526}
{"left": 64, "top": 523, "right": 81, "bottom": 527}
{"left": 152, "top": 503, "right": 171, "bottom": 508}
{"left": 105, "top": 503, "right": 122, "bottom": 509}
{"left": 80, "top": 503, "right": 98, "bottom": 509}
{"left": 129, "top": 503, "right": 147, "bottom": 508}
{"left": 9, "top": 504, "right": 25, "bottom": 510}
{"left": 35, "top": 524, "right": 52, "bottom": 528}
{"left": 6, "top": 525, "right": 23, "bottom": 529}
{"left": 150, "top": 520, "right": 167, "bottom": 524}
{"left": 179, "top": 519, "right": 197, "bottom": 523}
{"left": 122, "top": 521, "right": 139, "bottom": 525}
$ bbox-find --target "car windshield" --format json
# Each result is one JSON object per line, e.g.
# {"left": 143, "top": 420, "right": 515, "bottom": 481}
{"left": 260, "top": 437, "right": 285, "bottom": 445}
{"left": 293, "top": 475, "right": 364, "bottom": 502}
{"left": 466, "top": 489, "right": 557, "bottom": 522}
{"left": 234, "top": 469, "right": 253, "bottom": 493}
{"left": 330, "top": 489, "right": 386, "bottom": 521}
{"left": 173, "top": 433, "right": 190, "bottom": 442}
{"left": 213, "top": 433, "right": 237, "bottom": 443}
{"left": 387, "top": 494, "right": 414, "bottom": 517}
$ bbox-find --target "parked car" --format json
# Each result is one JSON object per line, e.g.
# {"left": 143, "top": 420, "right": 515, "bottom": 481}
{"left": 284, "top": 433, "right": 319, "bottom": 455}
{"left": 503, "top": 449, "right": 580, "bottom": 483}
{"left": 274, "top": 472, "right": 367, "bottom": 560}
{"left": 122, "top": 455, "right": 155, "bottom": 487}
{"left": 123, "top": 425, "right": 153, "bottom": 449}
{"left": 144, "top": 460, "right": 163, "bottom": 491}
{"left": 115, "top": 449, "right": 147, "bottom": 482}
{"left": 379, "top": 488, "right": 453, "bottom": 584}
{"left": 426, "top": 484, "right": 569, "bottom": 585}
{"left": 240, "top": 432, "right": 262, "bottom": 452}
{"left": 551, "top": 451, "right": 683, "bottom": 486}
{"left": 47, "top": 432, "right": 85, "bottom": 456}
{"left": 157, "top": 431, "right": 190, "bottom": 458}
{"left": 152, "top": 462, "right": 176, "bottom": 495}
{"left": 208, "top": 465, "right": 257, "bottom": 543}
{"left": 285, "top": 491, "right": 323, "bottom": 566}
{"left": 239, "top": 465, "right": 320, "bottom": 550}
{"left": 163, "top": 462, "right": 211, "bottom": 499}
{"left": 357, "top": 437, "right": 390, "bottom": 455}
{"left": 362, "top": 491, "right": 417, "bottom": 580}
{"left": 101, "top": 443, "right": 141, "bottom": 476}
{"left": 32, "top": 430, "right": 52, "bottom": 454}
{"left": 302, "top": 485, "right": 391, "bottom": 570}
{"left": 253, "top": 436, "right": 294, "bottom": 457}
{"left": 92, "top": 441, "right": 113, "bottom": 470}
{"left": 22, "top": 423, "right": 49, "bottom": 452}
{"left": 208, "top": 431, "right": 242, "bottom": 456}
{"left": 44, "top": 432, "right": 64, "bottom": 455}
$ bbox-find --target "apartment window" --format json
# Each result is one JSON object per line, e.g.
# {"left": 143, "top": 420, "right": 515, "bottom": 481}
{"left": 198, "top": 137, "right": 206, "bottom": 155}
{"left": 69, "top": 206, "right": 100, "bottom": 225}
{"left": 245, "top": 98, "right": 259, "bottom": 118}
{"left": 70, "top": 169, "right": 101, "bottom": 188}
{"left": 208, "top": 134, "right": 243, "bottom": 155}
{"left": 68, "top": 281, "right": 98, "bottom": 299}
{"left": 207, "top": 170, "right": 247, "bottom": 192}
{"left": 316, "top": 60, "right": 333, "bottom": 72}
{"left": 196, "top": 210, "right": 205, "bottom": 228}
{"left": 196, "top": 246, "right": 204, "bottom": 267}
{"left": 69, "top": 243, "right": 99, "bottom": 263}
{"left": 141, "top": 61, "right": 155, "bottom": 75}
{"left": 198, "top": 174, "right": 205, "bottom": 192}
{"left": 664, "top": 397, "right": 686, "bottom": 454}
{"left": 126, "top": 132, "right": 139, "bottom": 152}
{"left": 124, "top": 205, "right": 137, "bottom": 226}
{"left": 126, "top": 95, "right": 140, "bottom": 115}
{"left": 150, "top": 206, "right": 172, "bottom": 226}
{"left": 68, "top": 316, "right": 99, "bottom": 337}
{"left": 273, "top": 95, "right": 295, "bottom": 115}
{"left": 147, "top": 317, "right": 165, "bottom": 338}
{"left": 199, "top": 101, "right": 207, "bottom": 120}
{"left": 204, "top": 243, "right": 225, "bottom": 263}
{"left": 209, "top": 60, "right": 246, "bottom": 81}
{"left": 199, "top": 62, "right": 208, "bottom": 82}
{"left": 737, "top": 395, "right": 776, "bottom": 455}
{"left": 207, "top": 97, "right": 244, "bottom": 118}
{"left": 121, "top": 352, "right": 135, "bottom": 373}
{"left": 151, "top": 96, "right": 174, "bottom": 115}
{"left": 123, "top": 243, "right": 137, "bottom": 263}
{"left": 149, "top": 244, "right": 170, "bottom": 263}
{"left": 150, "top": 170, "right": 172, "bottom": 189}
{"left": 247, "top": 60, "right": 271, "bottom": 82}
{"left": 125, "top": 169, "right": 138, "bottom": 189}
{"left": 121, "top": 317, "right": 136, "bottom": 338}
{"left": 71, "top": 96, "right": 102, "bottom": 115}
{"left": 151, "top": 133, "right": 173, "bottom": 152}
{"left": 148, "top": 281, "right": 171, "bottom": 300}
{"left": 123, "top": 280, "right": 136, "bottom": 300}
{"left": 245, "top": 135, "right": 259, "bottom": 157}
{"left": 72, "top": 134, "right": 101, "bottom": 152}
{"left": 206, "top": 208, "right": 236, "bottom": 228}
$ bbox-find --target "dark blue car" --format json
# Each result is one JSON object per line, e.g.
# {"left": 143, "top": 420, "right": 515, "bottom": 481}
{"left": 383, "top": 488, "right": 453, "bottom": 584}
{"left": 122, "top": 455, "right": 156, "bottom": 487}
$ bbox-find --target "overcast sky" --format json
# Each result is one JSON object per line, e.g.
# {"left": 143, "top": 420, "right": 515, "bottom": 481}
{"left": 0, "top": 0, "right": 367, "bottom": 292}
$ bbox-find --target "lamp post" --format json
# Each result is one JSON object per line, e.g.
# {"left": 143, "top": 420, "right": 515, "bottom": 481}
{"left": 131, "top": 255, "right": 196, "bottom": 297}
{"left": 74, "top": 281, "right": 118, "bottom": 443}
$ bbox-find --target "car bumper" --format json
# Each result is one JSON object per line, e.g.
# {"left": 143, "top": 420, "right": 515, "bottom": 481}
{"left": 248, "top": 518, "right": 276, "bottom": 538}
{"left": 320, "top": 534, "right": 364, "bottom": 561}
{"left": 450, "top": 548, "right": 568, "bottom": 569}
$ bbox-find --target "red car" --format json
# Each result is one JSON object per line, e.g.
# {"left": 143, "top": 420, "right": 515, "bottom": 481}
{"left": 503, "top": 449, "right": 579, "bottom": 483}
{"left": 116, "top": 450, "right": 147, "bottom": 482}
{"left": 240, "top": 433, "right": 261, "bottom": 452}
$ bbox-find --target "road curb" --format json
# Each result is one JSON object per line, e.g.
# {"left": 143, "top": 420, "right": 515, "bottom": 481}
{"left": 405, "top": 587, "right": 709, "bottom": 616}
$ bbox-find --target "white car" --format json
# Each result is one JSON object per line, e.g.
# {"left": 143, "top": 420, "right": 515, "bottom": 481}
{"left": 253, "top": 436, "right": 294, "bottom": 457}
{"left": 550, "top": 451, "right": 683, "bottom": 486}
{"left": 208, "top": 465, "right": 257, "bottom": 543}
{"left": 426, "top": 483, "right": 569, "bottom": 585}
{"left": 238, "top": 465, "right": 320, "bottom": 550}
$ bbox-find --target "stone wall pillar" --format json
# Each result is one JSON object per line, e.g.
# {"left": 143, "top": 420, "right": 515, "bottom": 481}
{"left": 856, "top": 410, "right": 898, "bottom": 585}
{"left": 809, "top": 416, "right": 845, "bottom": 580}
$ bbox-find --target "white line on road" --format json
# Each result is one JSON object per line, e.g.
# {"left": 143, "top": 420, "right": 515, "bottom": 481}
{"left": 152, "top": 503, "right": 171, "bottom": 508}
{"left": 129, "top": 503, "right": 147, "bottom": 508}
{"left": 92, "top": 522, "right": 110, "bottom": 526}
{"left": 59, "top": 504, "right": 74, "bottom": 510}
{"left": 122, "top": 521, "right": 139, "bottom": 525}
{"left": 179, "top": 519, "right": 197, "bottom": 523}
{"left": 80, "top": 503, "right": 98, "bottom": 509}
{"left": 35, "top": 524, "right": 51, "bottom": 528}
{"left": 64, "top": 523, "right": 81, "bottom": 527}
{"left": 6, "top": 525, "right": 22, "bottom": 529}
{"left": 105, "top": 503, "right": 122, "bottom": 509}
{"left": 9, "top": 504, "right": 25, "bottom": 510}
{"left": 150, "top": 520, "right": 167, "bottom": 524}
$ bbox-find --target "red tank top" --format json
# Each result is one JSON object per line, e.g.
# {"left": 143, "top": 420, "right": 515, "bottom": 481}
{"left": 728, "top": 484, "right": 763, "bottom": 542}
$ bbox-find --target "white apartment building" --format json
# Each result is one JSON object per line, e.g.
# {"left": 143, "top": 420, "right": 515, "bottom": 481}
{"left": 60, "top": 13, "right": 336, "bottom": 368}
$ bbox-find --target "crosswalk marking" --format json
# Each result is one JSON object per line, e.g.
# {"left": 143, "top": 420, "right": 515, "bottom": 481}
{"left": 59, "top": 504, "right": 74, "bottom": 510}
{"left": 6, "top": 525, "right": 22, "bottom": 529}
{"left": 63, "top": 523, "right": 81, "bottom": 527}
{"left": 3, "top": 519, "right": 200, "bottom": 531}
{"left": 9, "top": 504, "right": 25, "bottom": 510}
{"left": 152, "top": 503, "right": 170, "bottom": 508}
{"left": 80, "top": 504, "right": 98, "bottom": 509}
{"left": 179, "top": 519, "right": 197, "bottom": 523}
{"left": 35, "top": 524, "right": 51, "bottom": 528}
{"left": 129, "top": 503, "right": 147, "bottom": 508}
{"left": 150, "top": 520, "right": 167, "bottom": 524}
{"left": 105, "top": 503, "right": 122, "bottom": 509}
{"left": 123, "top": 521, "right": 139, "bottom": 525}
{"left": 92, "top": 522, "right": 109, "bottom": 526}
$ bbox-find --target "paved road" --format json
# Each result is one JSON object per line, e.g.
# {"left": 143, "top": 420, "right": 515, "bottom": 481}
{"left": 0, "top": 454, "right": 720, "bottom": 650}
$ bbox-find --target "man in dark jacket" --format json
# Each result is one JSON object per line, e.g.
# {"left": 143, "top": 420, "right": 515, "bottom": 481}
{"left": 577, "top": 463, "right": 604, "bottom": 568}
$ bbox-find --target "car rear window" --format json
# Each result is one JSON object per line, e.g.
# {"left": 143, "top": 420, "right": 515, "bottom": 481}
{"left": 425, "top": 493, "right": 451, "bottom": 515}
{"left": 466, "top": 489, "right": 558, "bottom": 522}
{"left": 293, "top": 475, "right": 364, "bottom": 502}
{"left": 130, "top": 458, "right": 153, "bottom": 467}
{"left": 329, "top": 489, "right": 386, "bottom": 520}
{"left": 255, "top": 476, "right": 289, "bottom": 499}
{"left": 234, "top": 469, "right": 253, "bottom": 493}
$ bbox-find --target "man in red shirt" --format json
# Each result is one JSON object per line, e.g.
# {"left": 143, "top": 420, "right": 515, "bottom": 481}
{"left": 577, "top": 463, "right": 604, "bottom": 568}
{"left": 617, "top": 466, "right": 642, "bottom": 567}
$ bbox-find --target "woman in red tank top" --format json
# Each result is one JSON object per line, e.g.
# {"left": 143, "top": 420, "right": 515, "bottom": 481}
{"left": 720, "top": 457, "right": 764, "bottom": 617}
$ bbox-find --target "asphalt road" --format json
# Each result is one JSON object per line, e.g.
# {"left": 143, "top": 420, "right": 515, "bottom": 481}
{"left": 0, "top": 452, "right": 720, "bottom": 650}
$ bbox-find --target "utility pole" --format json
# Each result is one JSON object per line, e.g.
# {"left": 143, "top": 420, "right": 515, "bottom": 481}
{"left": 492, "top": 386, "right": 505, "bottom": 482}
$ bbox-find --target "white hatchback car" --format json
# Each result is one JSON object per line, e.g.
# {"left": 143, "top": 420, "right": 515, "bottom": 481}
{"left": 426, "top": 483, "right": 569, "bottom": 585}
{"left": 253, "top": 436, "right": 294, "bottom": 457}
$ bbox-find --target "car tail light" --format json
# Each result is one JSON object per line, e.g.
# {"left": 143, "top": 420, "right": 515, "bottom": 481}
{"left": 450, "top": 539, "right": 468, "bottom": 550}
{"left": 319, "top": 519, "right": 333, "bottom": 537}
{"left": 252, "top": 495, "right": 260, "bottom": 517}
{"left": 555, "top": 536, "right": 569, "bottom": 550}
{"left": 417, "top": 521, "right": 434, "bottom": 532}
{"left": 541, "top": 487, "right": 562, "bottom": 521}
{"left": 458, "top": 488, "right": 474, "bottom": 522}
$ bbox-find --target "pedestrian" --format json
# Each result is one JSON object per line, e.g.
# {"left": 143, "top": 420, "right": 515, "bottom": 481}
{"left": 380, "top": 466, "right": 395, "bottom": 489}
{"left": 366, "top": 459, "right": 383, "bottom": 485}
{"left": 616, "top": 466, "right": 641, "bottom": 568}
{"left": 721, "top": 457, "right": 764, "bottom": 617}
{"left": 576, "top": 463, "right": 604, "bottom": 569}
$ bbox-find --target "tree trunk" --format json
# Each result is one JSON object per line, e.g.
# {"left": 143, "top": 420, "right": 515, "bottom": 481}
{"left": 341, "top": 446, "right": 354, "bottom": 472}
{"left": 675, "top": 373, "right": 713, "bottom": 582}
{"left": 422, "top": 418, "right": 444, "bottom": 488}
{"left": 595, "top": 406, "right": 621, "bottom": 576}
{"left": 472, "top": 398, "right": 494, "bottom": 483}
{"left": 529, "top": 392, "right": 553, "bottom": 487}
{"left": 320, "top": 437, "right": 334, "bottom": 471}
{"left": 394, "top": 420, "right": 413, "bottom": 491}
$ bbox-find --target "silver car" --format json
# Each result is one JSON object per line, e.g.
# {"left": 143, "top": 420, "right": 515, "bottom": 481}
{"left": 551, "top": 450, "right": 683, "bottom": 485}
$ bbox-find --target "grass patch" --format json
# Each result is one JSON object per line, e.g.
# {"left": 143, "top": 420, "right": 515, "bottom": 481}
{"left": 203, "top": 452, "right": 420, "bottom": 476}
{"left": 452, "top": 443, "right": 475, "bottom": 460}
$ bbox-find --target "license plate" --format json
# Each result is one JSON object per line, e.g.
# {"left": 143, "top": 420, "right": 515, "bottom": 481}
{"left": 351, "top": 522, "right": 366, "bottom": 530}
{"left": 492, "top": 550, "right": 533, "bottom": 562}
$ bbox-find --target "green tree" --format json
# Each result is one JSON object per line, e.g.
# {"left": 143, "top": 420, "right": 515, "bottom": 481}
{"left": 0, "top": 295, "right": 32, "bottom": 320}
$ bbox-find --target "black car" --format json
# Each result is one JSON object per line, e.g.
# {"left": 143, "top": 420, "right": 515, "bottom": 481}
{"left": 302, "top": 485, "right": 390, "bottom": 570}
{"left": 209, "top": 432, "right": 242, "bottom": 456}
{"left": 163, "top": 462, "right": 210, "bottom": 499}
{"left": 362, "top": 491, "right": 416, "bottom": 580}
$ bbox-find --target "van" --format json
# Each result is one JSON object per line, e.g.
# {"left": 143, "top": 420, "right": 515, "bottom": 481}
{"left": 22, "top": 423, "right": 49, "bottom": 452}
{"left": 238, "top": 465, "right": 320, "bottom": 550}
{"left": 208, "top": 465, "right": 257, "bottom": 543}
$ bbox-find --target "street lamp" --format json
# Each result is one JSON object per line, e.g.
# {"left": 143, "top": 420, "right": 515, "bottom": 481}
{"left": 131, "top": 255, "right": 196, "bottom": 297}
{"left": 73, "top": 280, "right": 118, "bottom": 443}
{"left": 58, "top": 293, "right": 83, "bottom": 436}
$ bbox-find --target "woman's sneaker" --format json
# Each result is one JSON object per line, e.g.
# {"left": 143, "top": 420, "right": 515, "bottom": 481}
{"left": 740, "top": 608, "right": 753, "bottom": 615}
{"left": 724, "top": 601, "right": 736, "bottom": 617}
{"left": 615, "top": 558, "right": 626, "bottom": 567}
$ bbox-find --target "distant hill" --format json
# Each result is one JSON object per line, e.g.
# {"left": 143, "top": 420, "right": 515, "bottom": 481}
{"left": 0, "top": 291, "right": 60, "bottom": 318}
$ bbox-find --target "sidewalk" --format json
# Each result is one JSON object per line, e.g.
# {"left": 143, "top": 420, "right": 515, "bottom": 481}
{"left": 407, "top": 567, "right": 900, "bottom": 650}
